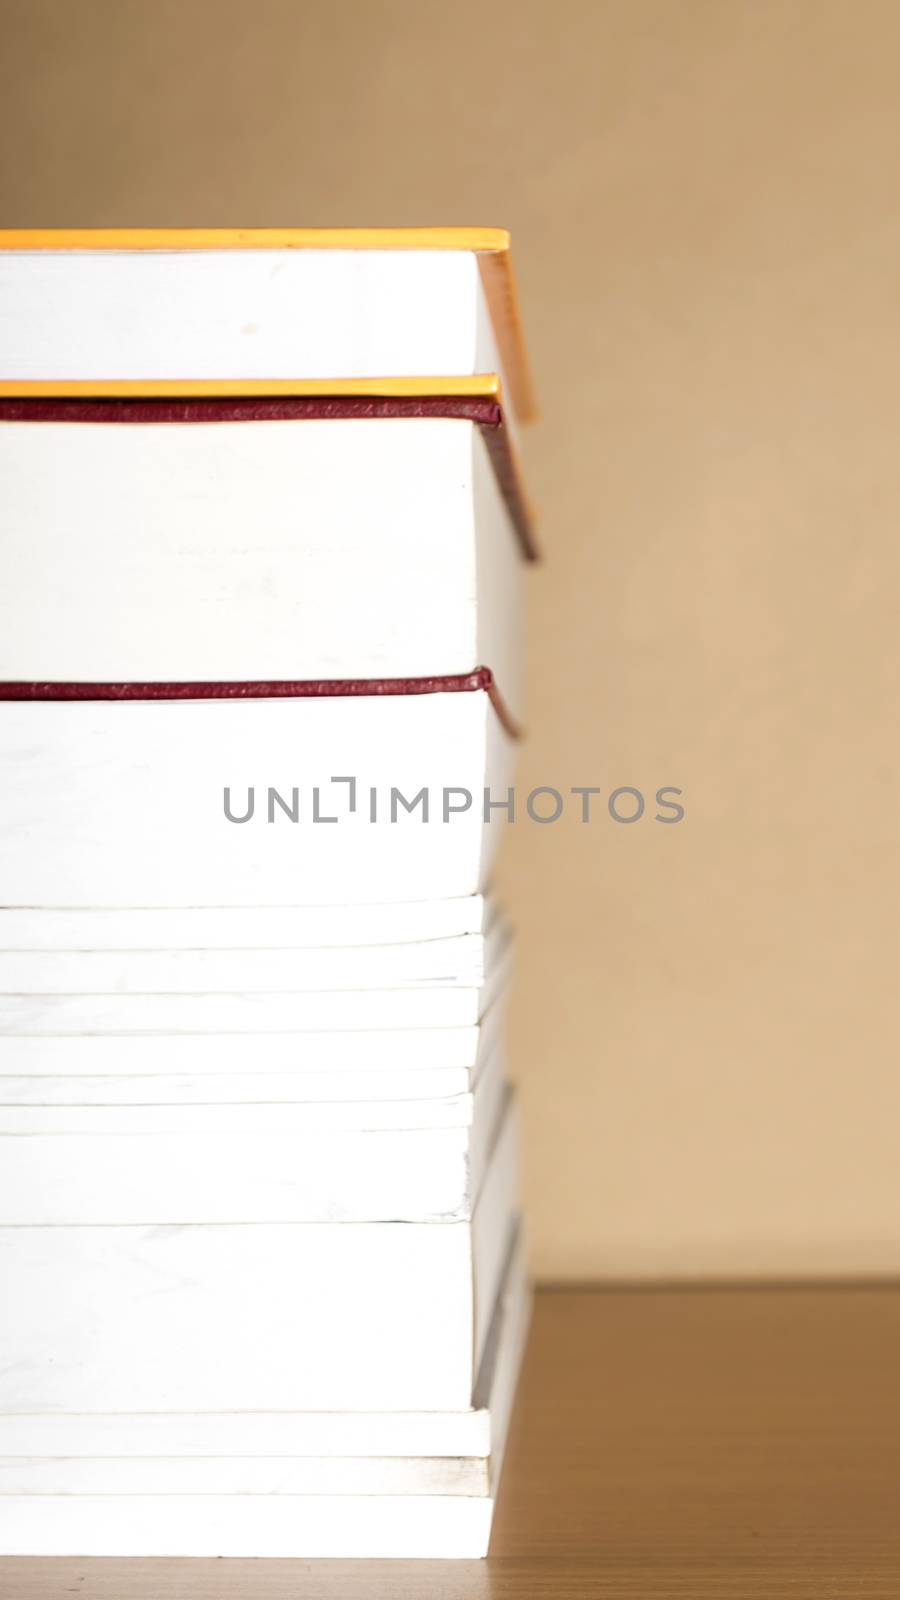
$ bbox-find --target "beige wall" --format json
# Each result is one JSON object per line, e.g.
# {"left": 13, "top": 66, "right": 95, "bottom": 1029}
{"left": 2, "top": 0, "right": 899, "bottom": 1279}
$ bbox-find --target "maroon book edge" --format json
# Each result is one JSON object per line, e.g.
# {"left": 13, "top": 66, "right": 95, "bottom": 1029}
{"left": 0, "top": 668, "right": 521, "bottom": 740}
{"left": 0, "top": 396, "right": 539, "bottom": 562}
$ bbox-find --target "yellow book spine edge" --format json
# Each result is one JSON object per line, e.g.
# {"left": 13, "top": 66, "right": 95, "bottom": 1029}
{"left": 0, "top": 374, "right": 503, "bottom": 402}
{"left": 0, "top": 227, "right": 511, "bottom": 253}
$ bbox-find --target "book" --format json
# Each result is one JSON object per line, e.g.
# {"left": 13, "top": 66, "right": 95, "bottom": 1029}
{"left": 0, "top": 893, "right": 488, "bottom": 950}
{"left": 0, "top": 684, "right": 514, "bottom": 905}
{"left": 0, "top": 1066, "right": 476, "bottom": 1105}
{"left": 0, "top": 922, "right": 495, "bottom": 993}
{"left": 0, "top": 1008, "right": 495, "bottom": 1080}
{"left": 0, "top": 405, "right": 531, "bottom": 712}
{"left": 0, "top": 229, "right": 535, "bottom": 421}
{"left": 0, "top": 1493, "right": 495, "bottom": 1560}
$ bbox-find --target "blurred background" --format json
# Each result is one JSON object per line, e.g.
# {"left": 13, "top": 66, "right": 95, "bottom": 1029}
{"left": 2, "top": 0, "right": 898, "bottom": 1281}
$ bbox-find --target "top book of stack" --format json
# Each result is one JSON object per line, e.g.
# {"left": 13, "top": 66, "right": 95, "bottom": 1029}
{"left": 0, "top": 227, "right": 536, "bottom": 416}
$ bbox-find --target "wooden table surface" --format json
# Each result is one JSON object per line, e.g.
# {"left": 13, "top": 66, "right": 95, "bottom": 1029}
{"left": 3, "top": 1285, "right": 900, "bottom": 1598}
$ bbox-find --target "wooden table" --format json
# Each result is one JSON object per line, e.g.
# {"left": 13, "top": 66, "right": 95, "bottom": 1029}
{"left": 3, "top": 1286, "right": 900, "bottom": 1598}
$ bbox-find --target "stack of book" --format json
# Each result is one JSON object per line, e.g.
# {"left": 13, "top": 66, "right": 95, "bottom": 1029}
{"left": 0, "top": 228, "right": 538, "bottom": 1559}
